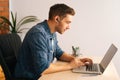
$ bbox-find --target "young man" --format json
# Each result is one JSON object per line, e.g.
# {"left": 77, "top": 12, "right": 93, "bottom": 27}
{"left": 14, "top": 4, "right": 93, "bottom": 80}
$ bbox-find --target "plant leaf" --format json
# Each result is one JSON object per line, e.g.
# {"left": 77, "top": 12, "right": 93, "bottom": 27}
{"left": 0, "top": 16, "right": 13, "bottom": 28}
{"left": 16, "top": 16, "right": 38, "bottom": 31}
{"left": 17, "top": 27, "right": 30, "bottom": 33}
{"left": 11, "top": 11, "right": 17, "bottom": 30}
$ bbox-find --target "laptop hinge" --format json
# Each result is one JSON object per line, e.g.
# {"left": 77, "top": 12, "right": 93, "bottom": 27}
{"left": 99, "top": 64, "right": 104, "bottom": 73}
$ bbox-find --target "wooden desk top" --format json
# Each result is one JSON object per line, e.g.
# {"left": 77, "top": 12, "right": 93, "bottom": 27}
{"left": 39, "top": 57, "right": 120, "bottom": 80}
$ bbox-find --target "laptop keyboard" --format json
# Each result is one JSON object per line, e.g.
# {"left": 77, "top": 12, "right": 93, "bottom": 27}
{"left": 86, "top": 64, "right": 98, "bottom": 71}
{"left": 78, "top": 64, "right": 98, "bottom": 72}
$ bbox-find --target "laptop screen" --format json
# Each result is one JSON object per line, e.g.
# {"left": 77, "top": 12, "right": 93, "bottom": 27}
{"left": 100, "top": 44, "right": 118, "bottom": 70}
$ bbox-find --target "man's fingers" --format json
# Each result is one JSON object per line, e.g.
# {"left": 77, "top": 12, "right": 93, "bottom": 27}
{"left": 80, "top": 58, "right": 93, "bottom": 65}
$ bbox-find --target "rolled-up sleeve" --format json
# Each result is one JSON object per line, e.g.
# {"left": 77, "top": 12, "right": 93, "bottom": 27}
{"left": 54, "top": 36, "right": 64, "bottom": 59}
{"left": 56, "top": 44, "right": 64, "bottom": 59}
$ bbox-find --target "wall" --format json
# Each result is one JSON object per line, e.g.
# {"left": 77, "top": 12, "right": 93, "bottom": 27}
{"left": 0, "top": 0, "right": 9, "bottom": 34}
{"left": 0, "top": 0, "right": 9, "bottom": 18}
{"left": 10, "top": 0, "right": 120, "bottom": 78}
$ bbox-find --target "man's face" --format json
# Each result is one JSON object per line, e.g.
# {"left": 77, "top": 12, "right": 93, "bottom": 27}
{"left": 55, "top": 14, "right": 73, "bottom": 34}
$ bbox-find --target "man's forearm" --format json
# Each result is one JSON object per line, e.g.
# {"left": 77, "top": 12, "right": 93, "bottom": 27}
{"left": 42, "top": 53, "right": 79, "bottom": 75}
{"left": 41, "top": 52, "right": 87, "bottom": 75}
{"left": 41, "top": 62, "right": 72, "bottom": 75}
{"left": 59, "top": 52, "right": 75, "bottom": 62}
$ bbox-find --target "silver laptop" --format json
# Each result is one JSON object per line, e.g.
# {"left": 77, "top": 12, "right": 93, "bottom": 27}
{"left": 72, "top": 44, "right": 118, "bottom": 75}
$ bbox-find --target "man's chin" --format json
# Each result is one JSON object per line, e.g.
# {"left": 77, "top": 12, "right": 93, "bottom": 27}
{"left": 58, "top": 31, "right": 64, "bottom": 34}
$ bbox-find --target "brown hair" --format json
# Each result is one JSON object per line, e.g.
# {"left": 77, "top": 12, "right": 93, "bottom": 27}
{"left": 48, "top": 4, "right": 75, "bottom": 20}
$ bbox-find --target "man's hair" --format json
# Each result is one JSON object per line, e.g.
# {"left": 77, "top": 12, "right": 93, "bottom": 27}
{"left": 48, "top": 3, "right": 75, "bottom": 20}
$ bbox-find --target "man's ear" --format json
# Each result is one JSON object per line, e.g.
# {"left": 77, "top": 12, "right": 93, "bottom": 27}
{"left": 55, "top": 16, "right": 60, "bottom": 23}
{"left": 56, "top": 18, "right": 59, "bottom": 22}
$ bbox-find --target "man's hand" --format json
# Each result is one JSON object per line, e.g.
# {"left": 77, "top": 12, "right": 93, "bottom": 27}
{"left": 69, "top": 58, "right": 85, "bottom": 69}
{"left": 59, "top": 52, "right": 93, "bottom": 69}
{"left": 80, "top": 58, "right": 93, "bottom": 65}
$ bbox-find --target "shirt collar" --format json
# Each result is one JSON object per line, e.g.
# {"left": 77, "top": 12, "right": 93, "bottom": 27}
{"left": 42, "top": 20, "right": 56, "bottom": 38}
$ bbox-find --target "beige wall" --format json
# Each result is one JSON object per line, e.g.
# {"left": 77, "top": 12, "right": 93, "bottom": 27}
{"left": 10, "top": 0, "right": 120, "bottom": 78}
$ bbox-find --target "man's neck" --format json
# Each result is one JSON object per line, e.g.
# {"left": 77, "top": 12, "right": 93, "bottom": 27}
{"left": 47, "top": 20, "right": 56, "bottom": 34}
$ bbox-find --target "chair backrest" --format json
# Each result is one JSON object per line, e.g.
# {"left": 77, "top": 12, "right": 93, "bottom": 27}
{"left": 0, "top": 33, "right": 22, "bottom": 80}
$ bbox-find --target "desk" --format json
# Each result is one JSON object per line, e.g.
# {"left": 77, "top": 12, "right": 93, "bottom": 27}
{"left": 39, "top": 57, "right": 120, "bottom": 80}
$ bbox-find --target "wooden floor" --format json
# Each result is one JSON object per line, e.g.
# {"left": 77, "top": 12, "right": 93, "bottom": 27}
{"left": 0, "top": 66, "right": 5, "bottom": 80}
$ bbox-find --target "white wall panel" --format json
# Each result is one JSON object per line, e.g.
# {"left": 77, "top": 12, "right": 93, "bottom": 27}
{"left": 10, "top": 0, "right": 120, "bottom": 78}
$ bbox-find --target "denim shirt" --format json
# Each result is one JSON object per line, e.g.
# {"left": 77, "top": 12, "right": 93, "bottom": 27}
{"left": 14, "top": 20, "right": 64, "bottom": 80}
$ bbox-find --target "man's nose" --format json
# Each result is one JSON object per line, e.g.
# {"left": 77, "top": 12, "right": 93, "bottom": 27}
{"left": 67, "top": 26, "right": 70, "bottom": 29}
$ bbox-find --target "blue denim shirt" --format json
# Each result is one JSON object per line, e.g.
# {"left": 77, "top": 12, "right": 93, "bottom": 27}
{"left": 14, "top": 20, "right": 64, "bottom": 80}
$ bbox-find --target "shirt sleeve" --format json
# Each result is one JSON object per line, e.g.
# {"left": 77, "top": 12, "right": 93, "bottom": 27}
{"left": 54, "top": 35, "right": 64, "bottom": 59}
{"left": 55, "top": 43, "right": 64, "bottom": 59}
{"left": 28, "top": 32, "right": 50, "bottom": 77}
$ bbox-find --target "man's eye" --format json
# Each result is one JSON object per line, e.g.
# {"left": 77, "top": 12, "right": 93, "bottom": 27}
{"left": 66, "top": 22, "right": 70, "bottom": 24}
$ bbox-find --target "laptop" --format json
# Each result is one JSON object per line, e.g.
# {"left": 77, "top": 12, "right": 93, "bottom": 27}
{"left": 72, "top": 44, "right": 118, "bottom": 75}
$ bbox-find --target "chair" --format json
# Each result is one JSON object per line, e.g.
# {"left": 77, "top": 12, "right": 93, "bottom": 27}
{"left": 0, "top": 33, "right": 31, "bottom": 80}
